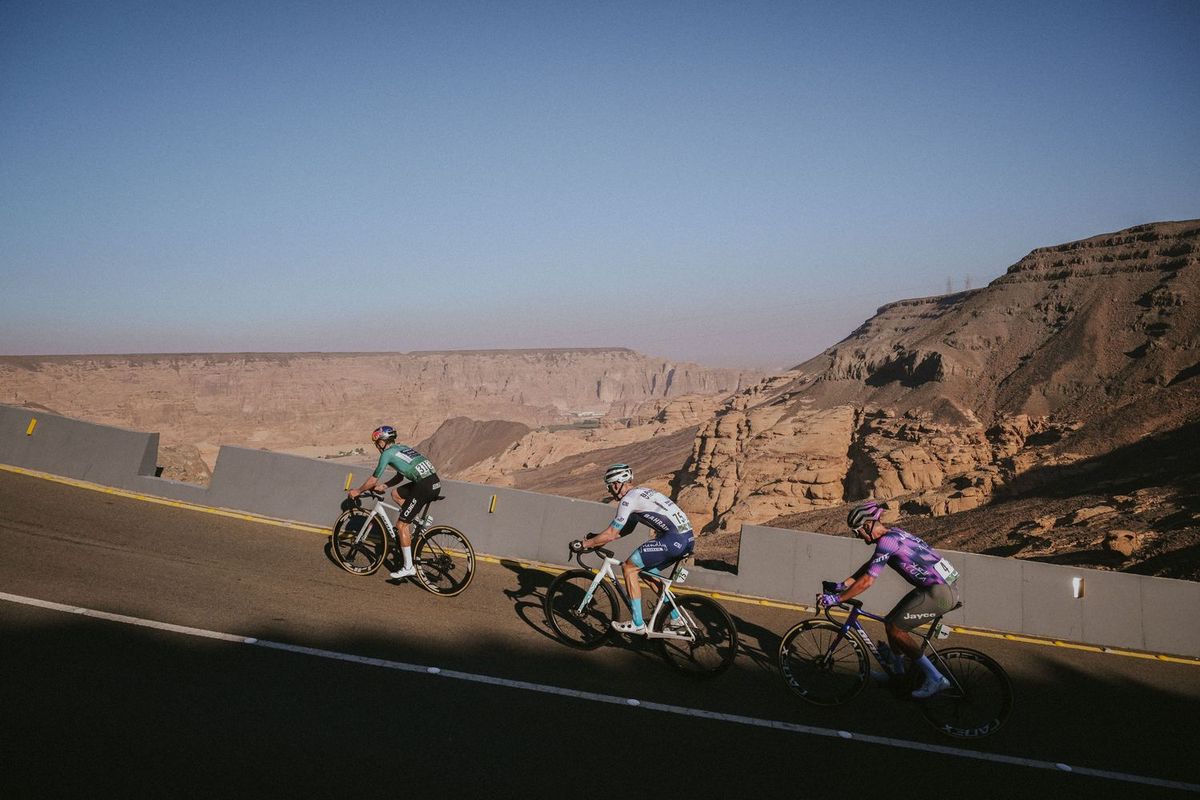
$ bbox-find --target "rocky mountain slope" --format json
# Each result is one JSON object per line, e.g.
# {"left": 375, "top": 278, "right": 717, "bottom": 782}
{"left": 0, "top": 349, "right": 759, "bottom": 474}
{"left": 671, "top": 220, "right": 1199, "bottom": 577}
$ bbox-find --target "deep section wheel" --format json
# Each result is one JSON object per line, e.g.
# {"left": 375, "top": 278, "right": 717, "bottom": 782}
{"left": 330, "top": 509, "right": 387, "bottom": 575}
{"left": 777, "top": 620, "right": 867, "bottom": 705}
{"left": 917, "top": 647, "right": 1013, "bottom": 738}
{"left": 655, "top": 595, "right": 739, "bottom": 677}
{"left": 412, "top": 526, "right": 475, "bottom": 596}
{"left": 544, "top": 570, "right": 618, "bottom": 649}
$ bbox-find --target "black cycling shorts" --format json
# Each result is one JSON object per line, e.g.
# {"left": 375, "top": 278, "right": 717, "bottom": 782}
{"left": 885, "top": 583, "right": 959, "bottom": 631}
{"left": 394, "top": 475, "right": 441, "bottom": 523}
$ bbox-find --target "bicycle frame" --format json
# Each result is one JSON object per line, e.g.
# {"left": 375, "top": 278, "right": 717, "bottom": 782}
{"left": 821, "top": 601, "right": 961, "bottom": 690}
{"left": 574, "top": 553, "right": 694, "bottom": 641}
{"left": 353, "top": 492, "right": 431, "bottom": 546}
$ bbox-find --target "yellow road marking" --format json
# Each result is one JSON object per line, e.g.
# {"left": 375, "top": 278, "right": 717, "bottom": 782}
{"left": 2, "top": 461, "right": 1197, "bottom": 667}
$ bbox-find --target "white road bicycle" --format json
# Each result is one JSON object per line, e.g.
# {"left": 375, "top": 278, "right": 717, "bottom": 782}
{"left": 543, "top": 540, "right": 738, "bottom": 677}
{"left": 330, "top": 489, "right": 475, "bottom": 597}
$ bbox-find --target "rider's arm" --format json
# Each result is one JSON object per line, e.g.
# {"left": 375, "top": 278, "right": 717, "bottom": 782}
{"left": 836, "top": 534, "right": 897, "bottom": 600}
{"left": 836, "top": 572, "right": 875, "bottom": 602}
{"left": 839, "top": 560, "right": 872, "bottom": 589}
{"left": 350, "top": 474, "right": 383, "bottom": 498}
{"left": 351, "top": 452, "right": 391, "bottom": 498}
{"left": 581, "top": 524, "right": 623, "bottom": 549}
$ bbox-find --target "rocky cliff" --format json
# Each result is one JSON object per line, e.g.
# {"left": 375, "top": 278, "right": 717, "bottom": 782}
{"left": 673, "top": 220, "right": 1200, "bottom": 575}
{"left": 0, "top": 349, "right": 759, "bottom": 474}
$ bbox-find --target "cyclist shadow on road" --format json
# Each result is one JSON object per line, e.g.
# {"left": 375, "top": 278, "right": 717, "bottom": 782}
{"left": 725, "top": 611, "right": 784, "bottom": 674}
{"left": 498, "top": 560, "right": 678, "bottom": 668}
{"left": 500, "top": 560, "right": 562, "bottom": 643}
{"left": 321, "top": 537, "right": 403, "bottom": 574}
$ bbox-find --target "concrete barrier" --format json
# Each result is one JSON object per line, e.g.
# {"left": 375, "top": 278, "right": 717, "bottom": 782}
{"left": 0, "top": 405, "right": 158, "bottom": 487}
{"left": 1, "top": 401, "right": 1198, "bottom": 658}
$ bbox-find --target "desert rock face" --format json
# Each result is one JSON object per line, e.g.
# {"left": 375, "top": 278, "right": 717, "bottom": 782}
{"left": 672, "top": 221, "right": 1200, "bottom": 578}
{"left": 454, "top": 392, "right": 730, "bottom": 494}
{"left": 0, "top": 349, "right": 759, "bottom": 478}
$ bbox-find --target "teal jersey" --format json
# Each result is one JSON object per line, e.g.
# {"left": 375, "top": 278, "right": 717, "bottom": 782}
{"left": 373, "top": 444, "right": 437, "bottom": 482}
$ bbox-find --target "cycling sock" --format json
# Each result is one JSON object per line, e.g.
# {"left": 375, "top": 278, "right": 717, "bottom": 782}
{"left": 916, "top": 655, "right": 940, "bottom": 681}
{"left": 401, "top": 545, "right": 413, "bottom": 569}
{"left": 669, "top": 608, "right": 681, "bottom": 621}
{"left": 631, "top": 599, "right": 644, "bottom": 627}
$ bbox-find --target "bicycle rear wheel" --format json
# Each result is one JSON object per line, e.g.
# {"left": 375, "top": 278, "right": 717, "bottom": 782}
{"left": 412, "top": 526, "right": 475, "bottom": 596}
{"left": 777, "top": 620, "right": 868, "bottom": 705}
{"left": 918, "top": 647, "right": 1013, "bottom": 738}
{"left": 330, "top": 509, "right": 388, "bottom": 575}
{"left": 654, "top": 595, "right": 738, "bottom": 677}
{"left": 544, "top": 569, "right": 617, "bottom": 649}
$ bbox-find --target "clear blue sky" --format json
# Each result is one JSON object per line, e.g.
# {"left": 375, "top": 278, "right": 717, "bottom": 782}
{"left": 2, "top": 1, "right": 1197, "bottom": 368}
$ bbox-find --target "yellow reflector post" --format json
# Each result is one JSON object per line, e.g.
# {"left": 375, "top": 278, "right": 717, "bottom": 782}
{"left": 344, "top": 472, "right": 353, "bottom": 491}
{"left": 489, "top": 494, "right": 497, "bottom": 513}
{"left": 26, "top": 419, "right": 37, "bottom": 435}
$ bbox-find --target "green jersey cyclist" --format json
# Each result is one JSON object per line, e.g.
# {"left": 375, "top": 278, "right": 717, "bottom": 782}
{"left": 576, "top": 463, "right": 694, "bottom": 635}
{"left": 820, "top": 500, "right": 961, "bottom": 699}
{"left": 348, "top": 425, "right": 441, "bottom": 581}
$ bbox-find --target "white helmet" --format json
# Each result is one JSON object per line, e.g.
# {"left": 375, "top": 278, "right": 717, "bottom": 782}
{"left": 603, "top": 463, "right": 633, "bottom": 486}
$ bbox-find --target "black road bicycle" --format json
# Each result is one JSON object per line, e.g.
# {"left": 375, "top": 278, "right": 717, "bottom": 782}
{"left": 777, "top": 587, "right": 1013, "bottom": 738}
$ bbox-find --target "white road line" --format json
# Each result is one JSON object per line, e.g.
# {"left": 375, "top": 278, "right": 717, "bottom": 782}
{"left": 2, "top": 590, "right": 1196, "bottom": 794}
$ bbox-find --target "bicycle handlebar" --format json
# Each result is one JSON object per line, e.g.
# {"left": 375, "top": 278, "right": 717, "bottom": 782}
{"left": 815, "top": 593, "right": 863, "bottom": 621}
{"left": 568, "top": 538, "right": 615, "bottom": 567}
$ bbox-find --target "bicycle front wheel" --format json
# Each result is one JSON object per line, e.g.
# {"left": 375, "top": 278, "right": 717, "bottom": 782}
{"left": 412, "top": 526, "right": 475, "bottom": 596}
{"left": 330, "top": 509, "right": 388, "bottom": 575}
{"left": 918, "top": 647, "right": 1013, "bottom": 738}
{"left": 544, "top": 569, "right": 617, "bottom": 649}
{"left": 654, "top": 595, "right": 739, "bottom": 677}
{"left": 777, "top": 620, "right": 867, "bottom": 705}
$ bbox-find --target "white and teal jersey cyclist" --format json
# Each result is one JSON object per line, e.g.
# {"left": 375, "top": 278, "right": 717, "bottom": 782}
{"left": 579, "top": 463, "right": 694, "bottom": 635}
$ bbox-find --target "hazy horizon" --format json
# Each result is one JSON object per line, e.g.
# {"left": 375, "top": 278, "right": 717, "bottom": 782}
{"left": 3, "top": 1, "right": 1198, "bottom": 370}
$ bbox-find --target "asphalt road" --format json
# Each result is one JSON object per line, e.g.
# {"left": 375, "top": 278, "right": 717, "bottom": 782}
{"left": 1, "top": 468, "right": 1198, "bottom": 798}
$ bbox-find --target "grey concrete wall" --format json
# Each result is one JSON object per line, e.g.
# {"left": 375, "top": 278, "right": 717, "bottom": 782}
{"left": 0, "top": 405, "right": 158, "bottom": 486}
{"left": 2, "top": 402, "right": 1198, "bottom": 657}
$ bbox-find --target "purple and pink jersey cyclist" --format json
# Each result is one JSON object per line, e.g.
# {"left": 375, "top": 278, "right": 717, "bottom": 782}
{"left": 821, "top": 500, "right": 961, "bottom": 698}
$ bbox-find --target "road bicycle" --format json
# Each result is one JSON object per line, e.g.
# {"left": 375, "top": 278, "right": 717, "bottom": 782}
{"left": 543, "top": 540, "right": 738, "bottom": 677}
{"left": 777, "top": 586, "right": 1012, "bottom": 738}
{"left": 330, "top": 489, "right": 475, "bottom": 597}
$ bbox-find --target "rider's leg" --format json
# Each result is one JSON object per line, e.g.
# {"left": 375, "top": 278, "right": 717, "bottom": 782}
{"left": 645, "top": 567, "right": 681, "bottom": 622}
{"left": 887, "top": 587, "right": 952, "bottom": 688}
{"left": 387, "top": 487, "right": 416, "bottom": 577}
{"left": 622, "top": 557, "right": 645, "bottom": 627}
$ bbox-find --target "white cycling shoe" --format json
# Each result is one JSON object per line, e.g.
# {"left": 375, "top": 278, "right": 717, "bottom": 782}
{"left": 663, "top": 617, "right": 689, "bottom": 635}
{"left": 389, "top": 565, "right": 417, "bottom": 580}
{"left": 912, "top": 674, "right": 951, "bottom": 699}
{"left": 611, "top": 620, "right": 648, "bottom": 635}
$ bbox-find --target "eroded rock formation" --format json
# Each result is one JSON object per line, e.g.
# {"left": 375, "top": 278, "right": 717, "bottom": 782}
{"left": 673, "top": 220, "right": 1200, "bottom": 553}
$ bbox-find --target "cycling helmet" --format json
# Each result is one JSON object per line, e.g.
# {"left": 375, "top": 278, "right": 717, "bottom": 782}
{"left": 847, "top": 501, "right": 884, "bottom": 530}
{"left": 603, "top": 463, "right": 633, "bottom": 486}
{"left": 371, "top": 425, "right": 397, "bottom": 445}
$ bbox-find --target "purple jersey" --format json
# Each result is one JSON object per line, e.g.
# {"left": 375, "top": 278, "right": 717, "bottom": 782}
{"left": 866, "top": 527, "right": 959, "bottom": 589}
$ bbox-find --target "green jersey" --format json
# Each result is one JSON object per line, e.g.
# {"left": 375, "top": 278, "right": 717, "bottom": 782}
{"left": 373, "top": 444, "right": 437, "bottom": 482}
